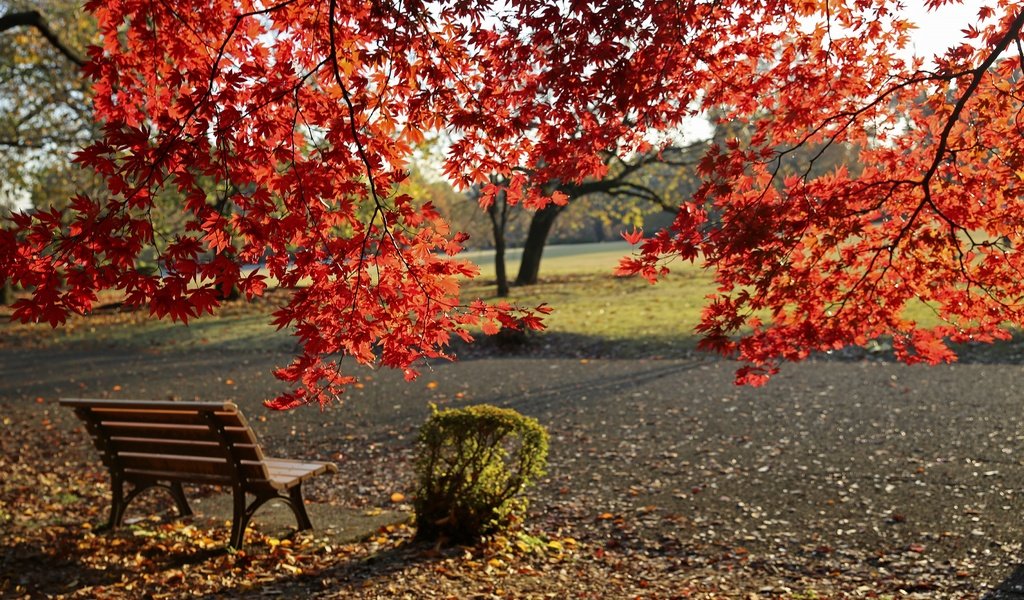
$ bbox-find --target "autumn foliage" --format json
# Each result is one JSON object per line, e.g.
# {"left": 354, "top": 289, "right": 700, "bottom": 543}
{"left": 615, "top": 3, "right": 1024, "bottom": 384}
{"left": 1, "top": 0, "right": 1023, "bottom": 403}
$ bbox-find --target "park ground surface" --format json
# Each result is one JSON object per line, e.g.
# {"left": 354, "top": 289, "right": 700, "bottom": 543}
{"left": 4, "top": 242, "right": 1024, "bottom": 599}
{"left": 5, "top": 332, "right": 1024, "bottom": 598}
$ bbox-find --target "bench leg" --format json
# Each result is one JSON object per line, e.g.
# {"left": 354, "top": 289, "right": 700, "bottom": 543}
{"left": 227, "top": 486, "right": 317, "bottom": 548}
{"left": 106, "top": 474, "right": 127, "bottom": 530}
{"left": 288, "top": 485, "right": 313, "bottom": 531}
{"left": 110, "top": 478, "right": 192, "bottom": 529}
{"left": 229, "top": 487, "right": 249, "bottom": 549}
{"left": 168, "top": 482, "right": 193, "bottom": 518}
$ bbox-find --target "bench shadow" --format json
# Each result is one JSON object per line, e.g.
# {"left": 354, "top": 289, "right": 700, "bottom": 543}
{"left": 191, "top": 540, "right": 449, "bottom": 599}
{"left": 0, "top": 521, "right": 227, "bottom": 597}
{"left": 2, "top": 513, "right": 456, "bottom": 598}
{"left": 0, "top": 538, "right": 129, "bottom": 597}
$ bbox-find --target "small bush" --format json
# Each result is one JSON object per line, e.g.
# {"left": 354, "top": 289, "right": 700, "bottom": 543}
{"left": 413, "top": 404, "right": 549, "bottom": 544}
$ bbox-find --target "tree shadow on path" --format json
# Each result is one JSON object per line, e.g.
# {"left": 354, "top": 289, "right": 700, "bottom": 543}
{"left": 986, "top": 565, "right": 1024, "bottom": 599}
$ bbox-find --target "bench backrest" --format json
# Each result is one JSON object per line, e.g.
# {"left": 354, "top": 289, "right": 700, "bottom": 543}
{"left": 60, "top": 398, "right": 272, "bottom": 486}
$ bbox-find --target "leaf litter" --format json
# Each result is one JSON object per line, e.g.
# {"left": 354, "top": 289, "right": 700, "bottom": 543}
{"left": 3, "top": 345, "right": 1024, "bottom": 597}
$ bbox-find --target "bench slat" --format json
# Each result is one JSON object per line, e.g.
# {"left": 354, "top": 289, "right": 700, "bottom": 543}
{"left": 110, "top": 438, "right": 263, "bottom": 462}
{"left": 120, "top": 470, "right": 285, "bottom": 492}
{"left": 85, "top": 441, "right": 266, "bottom": 479}
{"left": 121, "top": 468, "right": 234, "bottom": 485}
{"left": 118, "top": 455, "right": 272, "bottom": 483}
{"left": 61, "top": 398, "right": 236, "bottom": 412}
{"left": 265, "top": 458, "right": 339, "bottom": 476}
{"left": 84, "top": 409, "right": 245, "bottom": 427}
{"left": 98, "top": 423, "right": 257, "bottom": 446}
{"left": 118, "top": 453, "right": 234, "bottom": 477}
{"left": 266, "top": 459, "right": 338, "bottom": 487}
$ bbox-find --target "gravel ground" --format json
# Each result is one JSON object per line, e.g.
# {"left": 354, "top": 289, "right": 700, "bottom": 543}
{"left": 3, "top": 345, "right": 1024, "bottom": 598}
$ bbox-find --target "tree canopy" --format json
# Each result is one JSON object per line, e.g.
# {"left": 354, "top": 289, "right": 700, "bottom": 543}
{"left": 0, "top": 2, "right": 95, "bottom": 202}
{"left": 1, "top": 0, "right": 1022, "bottom": 406}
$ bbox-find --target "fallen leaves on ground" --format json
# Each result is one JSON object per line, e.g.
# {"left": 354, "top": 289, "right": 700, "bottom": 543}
{"left": 3, "top": 348, "right": 1024, "bottom": 598}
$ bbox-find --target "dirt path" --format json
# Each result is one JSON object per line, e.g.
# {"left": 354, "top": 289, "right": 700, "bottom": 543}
{"left": 3, "top": 346, "right": 1024, "bottom": 597}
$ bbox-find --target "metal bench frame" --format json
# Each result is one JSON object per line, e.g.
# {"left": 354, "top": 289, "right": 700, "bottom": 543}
{"left": 60, "top": 398, "right": 338, "bottom": 548}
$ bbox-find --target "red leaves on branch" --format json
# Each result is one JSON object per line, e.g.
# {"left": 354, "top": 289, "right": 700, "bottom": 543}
{"left": 620, "top": 5, "right": 1024, "bottom": 383}
{"left": 2, "top": 0, "right": 1023, "bottom": 401}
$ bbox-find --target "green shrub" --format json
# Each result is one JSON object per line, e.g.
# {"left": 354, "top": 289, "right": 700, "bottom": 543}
{"left": 413, "top": 404, "right": 549, "bottom": 544}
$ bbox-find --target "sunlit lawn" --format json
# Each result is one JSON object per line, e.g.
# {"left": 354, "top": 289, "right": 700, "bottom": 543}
{"left": 2, "top": 240, "right": 1000, "bottom": 357}
{"left": 460, "top": 240, "right": 639, "bottom": 277}
{"left": 463, "top": 241, "right": 713, "bottom": 354}
{"left": 0, "top": 241, "right": 711, "bottom": 354}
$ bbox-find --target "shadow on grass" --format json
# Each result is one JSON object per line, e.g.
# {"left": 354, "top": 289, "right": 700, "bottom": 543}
{"left": 0, "top": 538, "right": 126, "bottom": 597}
{"left": 453, "top": 329, "right": 701, "bottom": 362}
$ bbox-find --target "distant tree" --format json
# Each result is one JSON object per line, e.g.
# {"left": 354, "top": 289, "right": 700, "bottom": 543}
{"left": 1, "top": 2, "right": 93, "bottom": 198}
{"left": 484, "top": 184, "right": 513, "bottom": 297}
{"left": 551, "top": 192, "right": 656, "bottom": 244}
{"left": 0, "top": 1, "right": 94, "bottom": 306}
{"left": 399, "top": 165, "right": 513, "bottom": 251}
{"left": 513, "top": 144, "right": 704, "bottom": 286}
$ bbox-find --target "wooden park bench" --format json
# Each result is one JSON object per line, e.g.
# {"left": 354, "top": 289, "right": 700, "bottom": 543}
{"left": 60, "top": 398, "right": 338, "bottom": 548}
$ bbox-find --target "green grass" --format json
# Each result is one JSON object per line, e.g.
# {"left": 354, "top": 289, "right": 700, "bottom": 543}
{"left": 464, "top": 275, "right": 712, "bottom": 355}
{"left": 2, "top": 242, "right": 713, "bottom": 356}
{"left": 4, "top": 241, "right": 1016, "bottom": 359}
{"left": 461, "top": 242, "right": 1016, "bottom": 358}
{"left": 1, "top": 297, "right": 293, "bottom": 352}
{"left": 460, "top": 241, "right": 637, "bottom": 279}
{"left": 459, "top": 242, "right": 714, "bottom": 355}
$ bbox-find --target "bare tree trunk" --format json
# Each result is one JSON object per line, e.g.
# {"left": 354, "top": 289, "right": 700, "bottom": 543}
{"left": 515, "top": 204, "right": 564, "bottom": 286}
{"left": 487, "top": 198, "right": 511, "bottom": 297}
{"left": 0, "top": 279, "right": 11, "bottom": 306}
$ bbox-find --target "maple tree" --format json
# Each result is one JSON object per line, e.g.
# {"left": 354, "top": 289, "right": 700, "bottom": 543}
{"left": 1, "top": 0, "right": 1022, "bottom": 406}
{"left": 617, "top": 2, "right": 1024, "bottom": 385}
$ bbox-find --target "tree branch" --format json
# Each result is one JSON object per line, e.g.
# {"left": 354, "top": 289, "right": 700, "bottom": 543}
{"left": 0, "top": 10, "right": 86, "bottom": 67}
{"left": 921, "top": 9, "right": 1024, "bottom": 195}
